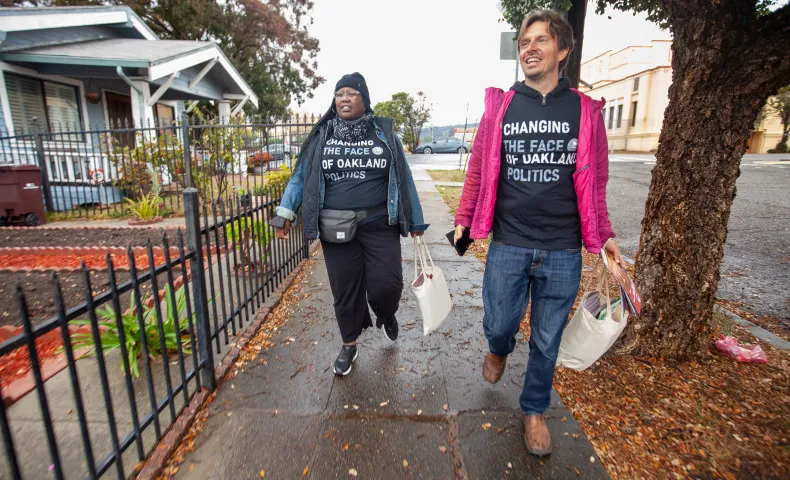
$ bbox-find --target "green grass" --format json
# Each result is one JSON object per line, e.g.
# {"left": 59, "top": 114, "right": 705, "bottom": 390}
{"left": 435, "top": 186, "right": 463, "bottom": 216}
{"left": 427, "top": 169, "right": 466, "bottom": 183}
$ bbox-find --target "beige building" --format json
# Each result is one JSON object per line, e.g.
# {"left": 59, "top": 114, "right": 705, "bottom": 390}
{"left": 579, "top": 41, "right": 786, "bottom": 153}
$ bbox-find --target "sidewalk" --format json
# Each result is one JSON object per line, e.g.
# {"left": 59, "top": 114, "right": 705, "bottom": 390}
{"left": 173, "top": 166, "right": 607, "bottom": 479}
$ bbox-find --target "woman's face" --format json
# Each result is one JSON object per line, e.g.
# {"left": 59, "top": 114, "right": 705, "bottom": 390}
{"left": 335, "top": 88, "right": 365, "bottom": 121}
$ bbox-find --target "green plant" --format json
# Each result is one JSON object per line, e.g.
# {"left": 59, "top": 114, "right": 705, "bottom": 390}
{"left": 107, "top": 134, "right": 182, "bottom": 200}
{"left": 264, "top": 163, "right": 292, "bottom": 188}
{"left": 68, "top": 286, "right": 193, "bottom": 378}
{"left": 226, "top": 217, "right": 273, "bottom": 249}
{"left": 125, "top": 192, "right": 160, "bottom": 221}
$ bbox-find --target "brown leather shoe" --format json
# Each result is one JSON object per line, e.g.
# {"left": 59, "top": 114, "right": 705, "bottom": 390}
{"left": 482, "top": 352, "right": 506, "bottom": 384}
{"left": 523, "top": 414, "right": 552, "bottom": 456}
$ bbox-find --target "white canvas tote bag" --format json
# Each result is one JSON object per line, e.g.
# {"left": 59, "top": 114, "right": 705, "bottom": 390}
{"left": 557, "top": 266, "right": 628, "bottom": 370}
{"left": 411, "top": 236, "right": 452, "bottom": 335}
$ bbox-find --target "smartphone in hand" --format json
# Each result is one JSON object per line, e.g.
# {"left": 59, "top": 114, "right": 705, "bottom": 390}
{"left": 446, "top": 228, "right": 473, "bottom": 256}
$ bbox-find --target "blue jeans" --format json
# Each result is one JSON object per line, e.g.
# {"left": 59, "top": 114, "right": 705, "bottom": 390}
{"left": 482, "top": 242, "right": 582, "bottom": 415}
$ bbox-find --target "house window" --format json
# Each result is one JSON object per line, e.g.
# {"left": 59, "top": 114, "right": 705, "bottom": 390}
{"left": 608, "top": 106, "right": 615, "bottom": 129}
{"left": 633, "top": 76, "right": 640, "bottom": 92}
{"left": 616, "top": 104, "right": 623, "bottom": 129}
{"left": 630, "top": 101, "right": 638, "bottom": 127}
{"left": 4, "top": 73, "right": 82, "bottom": 134}
{"left": 155, "top": 103, "right": 176, "bottom": 137}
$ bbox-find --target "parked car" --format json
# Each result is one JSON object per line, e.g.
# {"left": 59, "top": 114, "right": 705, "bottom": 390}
{"left": 416, "top": 137, "right": 471, "bottom": 154}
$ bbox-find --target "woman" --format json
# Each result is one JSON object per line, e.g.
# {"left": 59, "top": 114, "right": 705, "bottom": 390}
{"left": 273, "top": 73, "right": 428, "bottom": 376}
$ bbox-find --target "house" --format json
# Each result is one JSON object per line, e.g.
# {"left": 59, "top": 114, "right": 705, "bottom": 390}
{"left": 0, "top": 6, "right": 258, "bottom": 195}
{"left": 578, "top": 40, "right": 785, "bottom": 154}
{"left": 578, "top": 41, "right": 673, "bottom": 152}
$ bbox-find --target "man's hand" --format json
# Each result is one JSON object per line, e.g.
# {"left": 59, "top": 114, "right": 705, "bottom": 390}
{"left": 275, "top": 219, "right": 292, "bottom": 240}
{"left": 410, "top": 231, "right": 424, "bottom": 238}
{"left": 453, "top": 225, "right": 466, "bottom": 243}
{"left": 604, "top": 238, "right": 623, "bottom": 267}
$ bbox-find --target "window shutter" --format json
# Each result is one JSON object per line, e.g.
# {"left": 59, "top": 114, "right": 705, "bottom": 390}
{"left": 4, "top": 73, "right": 48, "bottom": 134}
{"left": 44, "top": 81, "right": 81, "bottom": 131}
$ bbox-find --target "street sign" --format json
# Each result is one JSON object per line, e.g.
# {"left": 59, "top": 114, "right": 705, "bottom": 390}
{"left": 500, "top": 31, "right": 518, "bottom": 60}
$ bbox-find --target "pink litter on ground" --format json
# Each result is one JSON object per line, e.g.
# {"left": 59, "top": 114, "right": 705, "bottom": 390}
{"left": 715, "top": 335, "right": 768, "bottom": 364}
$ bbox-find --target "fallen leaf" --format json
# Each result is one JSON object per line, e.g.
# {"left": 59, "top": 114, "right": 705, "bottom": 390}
{"left": 417, "top": 409, "right": 423, "bottom": 415}
{"left": 343, "top": 444, "right": 350, "bottom": 451}
{"left": 380, "top": 401, "right": 389, "bottom": 407}
{"left": 344, "top": 405, "right": 349, "bottom": 409}
{"left": 482, "top": 423, "right": 492, "bottom": 431}
{"left": 403, "top": 459, "right": 409, "bottom": 468}
{"left": 259, "top": 469, "right": 265, "bottom": 478}
{"left": 590, "top": 456, "right": 595, "bottom": 463}
{"left": 671, "top": 459, "right": 681, "bottom": 466}
{"left": 507, "top": 462, "right": 512, "bottom": 469}
{"left": 353, "top": 405, "right": 359, "bottom": 410}
{"left": 189, "top": 464, "right": 195, "bottom": 472}
{"left": 562, "top": 416, "right": 567, "bottom": 422}
{"left": 443, "top": 404, "right": 448, "bottom": 411}
{"left": 574, "top": 467, "right": 580, "bottom": 475}
{"left": 303, "top": 466, "right": 309, "bottom": 476}
{"left": 289, "top": 338, "right": 296, "bottom": 342}
{"left": 66, "top": 409, "right": 73, "bottom": 416}
{"left": 349, "top": 468, "right": 358, "bottom": 477}
{"left": 439, "top": 446, "right": 447, "bottom": 453}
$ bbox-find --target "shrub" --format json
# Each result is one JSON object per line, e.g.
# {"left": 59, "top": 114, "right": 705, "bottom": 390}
{"left": 68, "top": 285, "right": 194, "bottom": 378}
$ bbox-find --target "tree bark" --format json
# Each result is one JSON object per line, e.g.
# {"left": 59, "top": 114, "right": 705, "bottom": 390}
{"left": 619, "top": 1, "right": 790, "bottom": 358}
{"left": 564, "top": 0, "right": 587, "bottom": 88}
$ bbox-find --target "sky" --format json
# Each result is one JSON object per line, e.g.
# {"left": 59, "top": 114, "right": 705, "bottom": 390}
{"left": 292, "top": 0, "right": 672, "bottom": 126}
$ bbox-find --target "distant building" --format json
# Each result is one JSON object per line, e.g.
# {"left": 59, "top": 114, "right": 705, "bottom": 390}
{"left": 579, "top": 40, "right": 784, "bottom": 153}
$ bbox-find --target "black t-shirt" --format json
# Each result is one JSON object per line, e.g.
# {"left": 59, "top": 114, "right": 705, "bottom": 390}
{"left": 493, "top": 79, "right": 582, "bottom": 250}
{"left": 321, "top": 127, "right": 391, "bottom": 210}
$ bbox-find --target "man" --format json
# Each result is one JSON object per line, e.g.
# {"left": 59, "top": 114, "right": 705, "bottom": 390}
{"left": 453, "top": 10, "right": 622, "bottom": 456}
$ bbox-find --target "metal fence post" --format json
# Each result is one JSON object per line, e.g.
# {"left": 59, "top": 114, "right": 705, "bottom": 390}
{"left": 30, "top": 118, "right": 54, "bottom": 212}
{"left": 182, "top": 113, "right": 192, "bottom": 189}
{"left": 184, "top": 187, "right": 216, "bottom": 390}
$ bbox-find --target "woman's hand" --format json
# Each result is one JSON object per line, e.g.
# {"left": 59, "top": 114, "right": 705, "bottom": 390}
{"left": 275, "top": 219, "right": 292, "bottom": 240}
{"left": 410, "top": 231, "right": 424, "bottom": 238}
{"left": 453, "top": 225, "right": 466, "bottom": 243}
{"left": 604, "top": 238, "right": 623, "bottom": 267}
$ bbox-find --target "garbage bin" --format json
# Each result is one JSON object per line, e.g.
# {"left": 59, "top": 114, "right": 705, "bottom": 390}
{"left": 0, "top": 164, "right": 47, "bottom": 226}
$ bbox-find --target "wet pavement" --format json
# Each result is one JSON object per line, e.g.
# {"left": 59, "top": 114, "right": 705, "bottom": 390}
{"left": 174, "top": 166, "right": 608, "bottom": 479}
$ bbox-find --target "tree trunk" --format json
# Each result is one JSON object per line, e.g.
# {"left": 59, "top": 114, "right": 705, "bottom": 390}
{"left": 619, "top": 2, "right": 790, "bottom": 358}
{"left": 564, "top": 0, "right": 587, "bottom": 88}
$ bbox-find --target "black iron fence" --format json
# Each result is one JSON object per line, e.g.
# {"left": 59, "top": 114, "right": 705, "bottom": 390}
{"left": 0, "top": 115, "right": 316, "bottom": 220}
{"left": 0, "top": 176, "right": 308, "bottom": 478}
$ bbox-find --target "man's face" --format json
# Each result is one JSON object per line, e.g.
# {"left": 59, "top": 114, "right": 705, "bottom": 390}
{"left": 518, "top": 21, "right": 568, "bottom": 81}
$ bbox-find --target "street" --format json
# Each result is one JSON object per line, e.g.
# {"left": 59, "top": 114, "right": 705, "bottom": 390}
{"left": 407, "top": 153, "right": 790, "bottom": 323}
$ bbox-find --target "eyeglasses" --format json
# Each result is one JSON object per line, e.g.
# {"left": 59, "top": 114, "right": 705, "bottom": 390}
{"left": 334, "top": 90, "right": 361, "bottom": 99}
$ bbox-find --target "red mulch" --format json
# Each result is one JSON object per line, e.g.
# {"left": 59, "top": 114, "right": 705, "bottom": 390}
{"left": 0, "top": 251, "right": 169, "bottom": 270}
{"left": 0, "top": 337, "right": 61, "bottom": 388}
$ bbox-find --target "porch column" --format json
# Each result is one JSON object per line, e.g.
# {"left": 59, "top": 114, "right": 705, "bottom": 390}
{"left": 218, "top": 100, "right": 232, "bottom": 124}
{"left": 130, "top": 81, "right": 156, "bottom": 146}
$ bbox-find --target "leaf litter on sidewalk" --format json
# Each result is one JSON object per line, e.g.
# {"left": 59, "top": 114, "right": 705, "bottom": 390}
{"left": 444, "top": 231, "right": 790, "bottom": 479}
{"left": 155, "top": 254, "right": 317, "bottom": 480}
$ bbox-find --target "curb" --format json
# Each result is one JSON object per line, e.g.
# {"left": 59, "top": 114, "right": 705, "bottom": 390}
{"left": 135, "top": 241, "right": 320, "bottom": 480}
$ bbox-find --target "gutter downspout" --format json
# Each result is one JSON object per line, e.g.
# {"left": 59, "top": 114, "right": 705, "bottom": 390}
{"left": 116, "top": 66, "right": 142, "bottom": 94}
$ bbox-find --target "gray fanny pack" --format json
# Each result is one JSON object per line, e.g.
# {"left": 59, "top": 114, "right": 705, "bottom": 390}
{"left": 318, "top": 205, "right": 386, "bottom": 243}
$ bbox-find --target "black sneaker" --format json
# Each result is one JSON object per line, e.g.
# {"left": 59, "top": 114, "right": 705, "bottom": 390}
{"left": 381, "top": 316, "right": 399, "bottom": 341}
{"left": 333, "top": 345, "right": 358, "bottom": 376}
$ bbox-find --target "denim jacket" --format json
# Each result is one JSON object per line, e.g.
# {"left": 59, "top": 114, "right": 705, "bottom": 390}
{"left": 276, "top": 117, "right": 429, "bottom": 239}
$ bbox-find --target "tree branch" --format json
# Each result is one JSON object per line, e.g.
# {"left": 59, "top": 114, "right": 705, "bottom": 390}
{"left": 741, "top": 4, "right": 790, "bottom": 95}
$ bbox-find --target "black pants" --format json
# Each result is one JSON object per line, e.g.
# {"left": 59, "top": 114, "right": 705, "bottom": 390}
{"left": 321, "top": 215, "right": 403, "bottom": 343}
